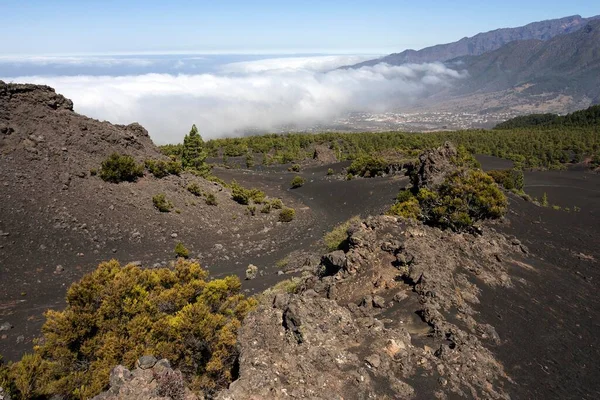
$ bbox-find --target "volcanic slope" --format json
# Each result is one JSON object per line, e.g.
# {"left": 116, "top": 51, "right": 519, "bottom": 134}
{"left": 0, "top": 82, "right": 401, "bottom": 360}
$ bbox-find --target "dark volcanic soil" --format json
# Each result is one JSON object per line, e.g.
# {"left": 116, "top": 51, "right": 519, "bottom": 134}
{"left": 477, "top": 158, "right": 600, "bottom": 399}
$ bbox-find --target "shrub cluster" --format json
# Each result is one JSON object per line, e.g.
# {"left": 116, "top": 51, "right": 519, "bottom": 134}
{"left": 278, "top": 207, "right": 296, "bottom": 222}
{"left": 487, "top": 168, "right": 524, "bottom": 191}
{"left": 347, "top": 155, "right": 388, "bottom": 177}
{"left": 290, "top": 175, "right": 305, "bottom": 188}
{"left": 99, "top": 153, "right": 144, "bottom": 183}
{"left": 145, "top": 158, "right": 183, "bottom": 178}
{"left": 205, "top": 193, "right": 218, "bottom": 206}
{"left": 174, "top": 242, "right": 189, "bottom": 258}
{"left": 323, "top": 216, "right": 361, "bottom": 251}
{"left": 0, "top": 259, "right": 256, "bottom": 399}
{"left": 187, "top": 183, "right": 202, "bottom": 197}
{"left": 153, "top": 193, "right": 173, "bottom": 212}
{"left": 230, "top": 180, "right": 266, "bottom": 205}
{"left": 389, "top": 169, "right": 507, "bottom": 231}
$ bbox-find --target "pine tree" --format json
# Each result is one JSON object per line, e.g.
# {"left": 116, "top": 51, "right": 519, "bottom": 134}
{"left": 182, "top": 124, "right": 206, "bottom": 170}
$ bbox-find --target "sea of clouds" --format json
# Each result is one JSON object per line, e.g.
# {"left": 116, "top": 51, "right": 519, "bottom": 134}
{"left": 1, "top": 55, "right": 466, "bottom": 143}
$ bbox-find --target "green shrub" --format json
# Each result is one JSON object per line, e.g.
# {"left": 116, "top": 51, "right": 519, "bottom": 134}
{"left": 346, "top": 173, "right": 353, "bottom": 181}
{"left": 260, "top": 203, "right": 271, "bottom": 214}
{"left": 387, "top": 197, "right": 421, "bottom": 219}
{"left": 390, "top": 169, "right": 507, "bottom": 231}
{"left": 246, "top": 205, "right": 257, "bottom": 216}
{"left": 323, "top": 216, "right": 360, "bottom": 251}
{"left": 205, "top": 193, "right": 218, "bottom": 206}
{"left": 146, "top": 159, "right": 183, "bottom": 178}
{"left": 290, "top": 175, "right": 305, "bottom": 188}
{"left": 174, "top": 242, "right": 189, "bottom": 258}
{"left": 245, "top": 153, "right": 255, "bottom": 169}
{"left": 289, "top": 164, "right": 301, "bottom": 172}
{"left": 270, "top": 198, "right": 283, "bottom": 209}
{"left": 488, "top": 168, "right": 524, "bottom": 191}
{"left": 275, "top": 257, "right": 289, "bottom": 269}
{"left": 89, "top": 168, "right": 97, "bottom": 176}
{"left": 327, "top": 168, "right": 334, "bottom": 176}
{"left": 230, "top": 180, "right": 266, "bottom": 205}
{"left": 153, "top": 193, "right": 173, "bottom": 212}
{"left": 99, "top": 153, "right": 144, "bottom": 183}
{"left": 395, "top": 189, "right": 414, "bottom": 203}
{"left": 0, "top": 259, "right": 256, "bottom": 399}
{"left": 279, "top": 208, "right": 296, "bottom": 222}
{"left": 541, "top": 192, "right": 549, "bottom": 207}
{"left": 347, "top": 155, "right": 388, "bottom": 177}
{"left": 420, "top": 170, "right": 507, "bottom": 231}
{"left": 187, "top": 183, "right": 202, "bottom": 197}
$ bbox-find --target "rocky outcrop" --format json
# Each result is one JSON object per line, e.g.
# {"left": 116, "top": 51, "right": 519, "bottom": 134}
{"left": 407, "top": 141, "right": 458, "bottom": 191}
{"left": 219, "top": 215, "right": 527, "bottom": 399}
{"left": 92, "top": 356, "right": 200, "bottom": 400}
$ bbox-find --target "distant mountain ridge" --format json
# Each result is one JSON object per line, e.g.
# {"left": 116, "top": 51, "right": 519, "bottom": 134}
{"left": 348, "top": 14, "right": 599, "bottom": 68}
{"left": 451, "top": 20, "right": 600, "bottom": 99}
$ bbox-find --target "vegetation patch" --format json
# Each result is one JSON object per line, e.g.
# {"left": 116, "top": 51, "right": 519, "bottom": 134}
{"left": 187, "top": 183, "right": 202, "bottom": 197}
{"left": 0, "top": 259, "right": 256, "bottom": 399}
{"left": 205, "top": 193, "right": 218, "bottom": 206}
{"left": 323, "top": 216, "right": 361, "bottom": 251}
{"left": 279, "top": 208, "right": 296, "bottom": 222}
{"left": 145, "top": 158, "right": 183, "bottom": 178}
{"left": 230, "top": 180, "right": 266, "bottom": 205}
{"left": 389, "top": 169, "right": 507, "bottom": 232}
{"left": 153, "top": 193, "right": 173, "bottom": 212}
{"left": 290, "top": 175, "right": 305, "bottom": 188}
{"left": 99, "top": 153, "right": 144, "bottom": 183}
{"left": 174, "top": 242, "right": 189, "bottom": 258}
{"left": 487, "top": 168, "right": 524, "bottom": 191}
{"left": 347, "top": 155, "right": 389, "bottom": 177}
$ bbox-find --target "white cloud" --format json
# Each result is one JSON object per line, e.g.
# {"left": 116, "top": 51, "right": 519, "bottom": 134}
{"left": 0, "top": 55, "right": 155, "bottom": 67}
{"left": 4, "top": 58, "right": 466, "bottom": 144}
{"left": 221, "top": 55, "right": 376, "bottom": 73}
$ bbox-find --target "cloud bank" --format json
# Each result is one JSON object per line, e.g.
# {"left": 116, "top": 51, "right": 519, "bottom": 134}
{"left": 5, "top": 56, "right": 466, "bottom": 144}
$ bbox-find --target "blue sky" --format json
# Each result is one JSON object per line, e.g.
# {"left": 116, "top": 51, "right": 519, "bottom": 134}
{"left": 1, "top": 0, "right": 598, "bottom": 55}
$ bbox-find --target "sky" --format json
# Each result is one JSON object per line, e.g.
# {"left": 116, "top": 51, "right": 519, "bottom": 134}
{"left": 1, "top": 0, "right": 598, "bottom": 55}
{"left": 1, "top": 1, "right": 598, "bottom": 143}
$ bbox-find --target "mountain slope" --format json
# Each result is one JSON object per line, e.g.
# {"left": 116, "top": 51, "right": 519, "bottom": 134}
{"left": 348, "top": 14, "right": 599, "bottom": 68}
{"left": 451, "top": 20, "right": 600, "bottom": 98}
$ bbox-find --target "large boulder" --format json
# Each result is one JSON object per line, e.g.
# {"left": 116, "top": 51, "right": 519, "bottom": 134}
{"left": 408, "top": 141, "right": 458, "bottom": 190}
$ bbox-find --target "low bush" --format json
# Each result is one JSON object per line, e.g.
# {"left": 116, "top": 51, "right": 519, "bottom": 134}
{"left": 153, "top": 193, "right": 173, "bottom": 212}
{"left": 278, "top": 208, "right": 296, "bottom": 222}
{"left": 174, "top": 242, "right": 189, "bottom": 258}
{"left": 205, "top": 193, "right": 218, "bottom": 206}
{"left": 290, "top": 175, "right": 305, "bottom": 188}
{"left": 260, "top": 203, "right": 272, "bottom": 214}
{"left": 230, "top": 180, "right": 266, "bottom": 205}
{"left": 246, "top": 205, "right": 257, "bottom": 216}
{"left": 323, "top": 216, "right": 361, "bottom": 251}
{"left": 487, "top": 168, "right": 524, "bottom": 191}
{"left": 99, "top": 153, "right": 144, "bottom": 183}
{"left": 187, "top": 183, "right": 202, "bottom": 197}
{"left": 0, "top": 260, "right": 256, "bottom": 399}
{"left": 347, "top": 155, "right": 388, "bottom": 177}
{"left": 145, "top": 159, "right": 183, "bottom": 178}
{"left": 289, "top": 164, "right": 301, "bottom": 172}
{"left": 270, "top": 198, "right": 283, "bottom": 209}
{"left": 327, "top": 168, "right": 334, "bottom": 176}
{"left": 389, "top": 169, "right": 507, "bottom": 231}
